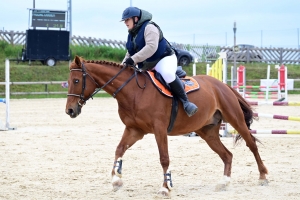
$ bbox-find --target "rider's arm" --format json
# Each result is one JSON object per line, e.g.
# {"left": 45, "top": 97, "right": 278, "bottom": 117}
{"left": 121, "top": 51, "right": 131, "bottom": 64}
{"left": 131, "top": 24, "right": 160, "bottom": 63}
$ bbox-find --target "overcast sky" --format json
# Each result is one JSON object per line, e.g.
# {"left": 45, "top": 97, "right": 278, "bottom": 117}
{"left": 1, "top": 0, "right": 299, "bottom": 48}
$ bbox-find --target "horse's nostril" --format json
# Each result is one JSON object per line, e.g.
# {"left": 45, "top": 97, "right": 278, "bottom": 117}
{"left": 66, "top": 107, "right": 80, "bottom": 118}
{"left": 68, "top": 108, "right": 74, "bottom": 115}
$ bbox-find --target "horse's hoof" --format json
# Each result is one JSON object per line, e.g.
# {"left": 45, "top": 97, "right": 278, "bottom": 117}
{"left": 215, "top": 176, "right": 230, "bottom": 191}
{"left": 258, "top": 179, "right": 269, "bottom": 186}
{"left": 215, "top": 183, "right": 229, "bottom": 191}
{"left": 112, "top": 175, "right": 123, "bottom": 192}
{"left": 157, "top": 187, "right": 171, "bottom": 198}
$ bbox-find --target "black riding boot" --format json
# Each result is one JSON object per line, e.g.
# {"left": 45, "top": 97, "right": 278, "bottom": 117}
{"left": 169, "top": 76, "right": 198, "bottom": 117}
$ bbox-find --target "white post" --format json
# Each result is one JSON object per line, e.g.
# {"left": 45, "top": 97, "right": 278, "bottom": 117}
{"left": 266, "top": 65, "right": 270, "bottom": 101}
{"left": 192, "top": 58, "right": 197, "bottom": 76}
{"left": 285, "top": 66, "right": 288, "bottom": 101}
{"left": 5, "top": 59, "right": 10, "bottom": 130}
{"left": 192, "top": 63, "right": 196, "bottom": 76}
{"left": 231, "top": 66, "right": 234, "bottom": 87}
{"left": 206, "top": 64, "right": 210, "bottom": 75}
{"left": 2, "top": 59, "right": 15, "bottom": 130}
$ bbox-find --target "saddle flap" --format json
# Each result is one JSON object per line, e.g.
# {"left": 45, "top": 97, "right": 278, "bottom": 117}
{"left": 147, "top": 71, "right": 200, "bottom": 97}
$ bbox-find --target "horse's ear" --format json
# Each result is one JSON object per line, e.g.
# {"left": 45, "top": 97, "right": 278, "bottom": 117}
{"left": 74, "top": 55, "right": 82, "bottom": 66}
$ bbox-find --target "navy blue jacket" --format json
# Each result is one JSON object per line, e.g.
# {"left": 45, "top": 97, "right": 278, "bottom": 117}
{"left": 126, "top": 20, "right": 169, "bottom": 70}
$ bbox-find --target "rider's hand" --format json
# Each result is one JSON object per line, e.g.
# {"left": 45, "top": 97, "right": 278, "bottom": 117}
{"left": 124, "top": 57, "right": 134, "bottom": 66}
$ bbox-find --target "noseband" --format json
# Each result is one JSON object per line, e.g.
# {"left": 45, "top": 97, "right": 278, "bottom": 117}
{"left": 67, "top": 62, "right": 141, "bottom": 106}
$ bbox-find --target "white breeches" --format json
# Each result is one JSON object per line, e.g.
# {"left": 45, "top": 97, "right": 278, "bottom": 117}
{"left": 152, "top": 54, "right": 177, "bottom": 83}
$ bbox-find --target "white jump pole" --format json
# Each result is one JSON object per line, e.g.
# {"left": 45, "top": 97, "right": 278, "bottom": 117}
{"left": 1, "top": 59, "right": 15, "bottom": 131}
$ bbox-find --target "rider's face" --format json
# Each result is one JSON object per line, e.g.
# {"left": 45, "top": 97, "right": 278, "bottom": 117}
{"left": 124, "top": 17, "right": 137, "bottom": 30}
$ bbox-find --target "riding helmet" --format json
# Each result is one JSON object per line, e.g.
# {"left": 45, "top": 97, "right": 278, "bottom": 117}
{"left": 121, "top": 7, "right": 141, "bottom": 21}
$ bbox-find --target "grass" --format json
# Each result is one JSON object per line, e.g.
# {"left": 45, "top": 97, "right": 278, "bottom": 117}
{"left": 1, "top": 61, "right": 299, "bottom": 99}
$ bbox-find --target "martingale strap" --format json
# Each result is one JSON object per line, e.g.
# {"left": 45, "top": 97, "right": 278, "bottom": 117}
{"left": 113, "top": 72, "right": 136, "bottom": 98}
{"left": 91, "top": 64, "right": 129, "bottom": 98}
{"left": 113, "top": 67, "right": 147, "bottom": 97}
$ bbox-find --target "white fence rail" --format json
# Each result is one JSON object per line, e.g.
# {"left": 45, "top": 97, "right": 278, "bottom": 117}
{"left": 0, "top": 80, "right": 299, "bottom": 96}
{"left": 0, "top": 81, "right": 106, "bottom": 95}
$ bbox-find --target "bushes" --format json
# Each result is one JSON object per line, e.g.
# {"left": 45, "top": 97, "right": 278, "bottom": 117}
{"left": 0, "top": 40, "right": 9, "bottom": 50}
{"left": 0, "top": 40, "right": 127, "bottom": 63}
{"left": 70, "top": 45, "right": 126, "bottom": 62}
{"left": 0, "top": 40, "right": 23, "bottom": 61}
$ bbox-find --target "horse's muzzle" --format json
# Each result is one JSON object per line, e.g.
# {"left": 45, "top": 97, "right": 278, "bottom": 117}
{"left": 66, "top": 106, "right": 81, "bottom": 118}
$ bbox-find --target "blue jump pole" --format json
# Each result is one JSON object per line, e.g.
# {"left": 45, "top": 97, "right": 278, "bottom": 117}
{"left": 0, "top": 98, "right": 6, "bottom": 103}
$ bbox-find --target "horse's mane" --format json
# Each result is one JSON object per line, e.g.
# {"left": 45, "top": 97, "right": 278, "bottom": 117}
{"left": 71, "top": 56, "right": 131, "bottom": 71}
{"left": 85, "top": 59, "right": 124, "bottom": 68}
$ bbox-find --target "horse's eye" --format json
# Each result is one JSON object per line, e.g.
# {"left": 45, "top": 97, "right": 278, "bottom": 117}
{"left": 73, "top": 79, "right": 79, "bottom": 84}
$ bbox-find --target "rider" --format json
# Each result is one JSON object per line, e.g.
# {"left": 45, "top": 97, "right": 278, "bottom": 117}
{"left": 121, "top": 7, "right": 198, "bottom": 117}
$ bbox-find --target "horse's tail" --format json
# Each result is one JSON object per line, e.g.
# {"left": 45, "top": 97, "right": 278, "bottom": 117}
{"left": 226, "top": 85, "right": 260, "bottom": 144}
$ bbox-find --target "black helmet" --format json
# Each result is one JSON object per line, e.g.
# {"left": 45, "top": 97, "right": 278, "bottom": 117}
{"left": 121, "top": 7, "right": 140, "bottom": 21}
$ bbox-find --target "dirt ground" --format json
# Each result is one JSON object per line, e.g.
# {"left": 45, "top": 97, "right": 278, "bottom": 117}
{"left": 0, "top": 95, "right": 300, "bottom": 199}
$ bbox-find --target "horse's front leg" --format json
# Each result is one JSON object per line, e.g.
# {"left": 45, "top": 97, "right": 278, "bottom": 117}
{"left": 154, "top": 131, "right": 173, "bottom": 198}
{"left": 111, "top": 127, "right": 144, "bottom": 192}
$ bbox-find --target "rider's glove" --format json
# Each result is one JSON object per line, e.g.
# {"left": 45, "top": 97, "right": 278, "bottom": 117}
{"left": 124, "top": 57, "right": 134, "bottom": 66}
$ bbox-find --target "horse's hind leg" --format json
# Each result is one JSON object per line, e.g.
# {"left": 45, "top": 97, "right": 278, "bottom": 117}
{"left": 233, "top": 123, "right": 268, "bottom": 185}
{"left": 224, "top": 109, "right": 268, "bottom": 185}
{"left": 219, "top": 87, "right": 268, "bottom": 184}
{"left": 195, "top": 123, "right": 232, "bottom": 191}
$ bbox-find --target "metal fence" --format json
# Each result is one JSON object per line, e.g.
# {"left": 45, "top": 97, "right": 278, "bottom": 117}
{"left": 0, "top": 30, "right": 26, "bottom": 45}
{"left": 1, "top": 30, "right": 300, "bottom": 64}
{"left": 72, "top": 35, "right": 126, "bottom": 49}
{"left": 178, "top": 45, "right": 300, "bottom": 64}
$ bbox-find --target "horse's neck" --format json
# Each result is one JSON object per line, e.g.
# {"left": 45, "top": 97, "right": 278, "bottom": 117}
{"left": 90, "top": 64, "right": 135, "bottom": 97}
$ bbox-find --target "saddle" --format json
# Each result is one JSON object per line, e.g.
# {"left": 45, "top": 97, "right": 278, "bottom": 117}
{"left": 146, "top": 66, "right": 199, "bottom": 97}
{"left": 146, "top": 66, "right": 200, "bottom": 133}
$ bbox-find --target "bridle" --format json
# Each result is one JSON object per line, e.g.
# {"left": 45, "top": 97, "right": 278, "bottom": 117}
{"left": 67, "top": 62, "right": 146, "bottom": 106}
{"left": 67, "top": 62, "right": 100, "bottom": 106}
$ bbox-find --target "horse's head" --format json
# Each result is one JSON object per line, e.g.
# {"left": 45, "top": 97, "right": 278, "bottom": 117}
{"left": 65, "top": 55, "right": 99, "bottom": 118}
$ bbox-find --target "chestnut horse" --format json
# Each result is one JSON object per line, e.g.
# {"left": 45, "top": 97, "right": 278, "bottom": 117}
{"left": 65, "top": 56, "right": 268, "bottom": 197}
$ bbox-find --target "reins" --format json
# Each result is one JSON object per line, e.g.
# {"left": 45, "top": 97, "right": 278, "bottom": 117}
{"left": 67, "top": 62, "right": 146, "bottom": 106}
